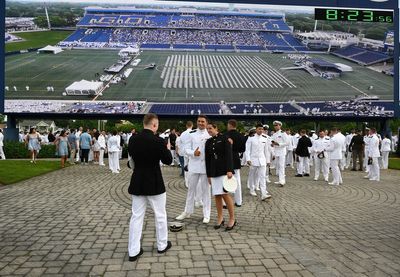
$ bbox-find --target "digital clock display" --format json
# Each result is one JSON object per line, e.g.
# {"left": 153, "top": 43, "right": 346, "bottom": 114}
{"left": 315, "top": 8, "right": 393, "bottom": 23}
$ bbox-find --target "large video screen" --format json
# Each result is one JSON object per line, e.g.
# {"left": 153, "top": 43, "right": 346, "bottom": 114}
{"left": 3, "top": 0, "right": 397, "bottom": 117}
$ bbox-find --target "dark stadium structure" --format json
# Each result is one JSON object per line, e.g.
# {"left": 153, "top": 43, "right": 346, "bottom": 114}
{"left": 59, "top": 7, "right": 309, "bottom": 52}
{"left": 333, "top": 45, "right": 392, "bottom": 66}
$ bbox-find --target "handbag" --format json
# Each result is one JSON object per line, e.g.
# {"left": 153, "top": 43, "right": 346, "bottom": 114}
{"left": 368, "top": 157, "right": 373, "bottom": 165}
{"left": 317, "top": 151, "right": 325, "bottom": 159}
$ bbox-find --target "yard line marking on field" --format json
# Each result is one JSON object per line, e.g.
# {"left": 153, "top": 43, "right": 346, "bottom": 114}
{"left": 5, "top": 59, "right": 36, "bottom": 72}
{"left": 339, "top": 80, "right": 369, "bottom": 97}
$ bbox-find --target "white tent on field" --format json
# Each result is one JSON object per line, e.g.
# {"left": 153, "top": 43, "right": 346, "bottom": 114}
{"left": 65, "top": 80, "right": 103, "bottom": 96}
{"left": 37, "top": 45, "right": 63, "bottom": 54}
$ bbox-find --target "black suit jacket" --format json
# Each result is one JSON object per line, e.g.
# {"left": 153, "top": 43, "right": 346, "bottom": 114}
{"left": 295, "top": 136, "right": 312, "bottom": 157}
{"left": 128, "top": 129, "right": 173, "bottom": 196}
{"left": 205, "top": 133, "right": 234, "bottom": 177}
{"left": 225, "top": 129, "right": 246, "bottom": 170}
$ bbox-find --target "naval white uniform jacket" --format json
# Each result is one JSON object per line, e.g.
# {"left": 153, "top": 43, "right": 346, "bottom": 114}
{"left": 367, "top": 135, "right": 380, "bottom": 158}
{"left": 271, "top": 130, "right": 289, "bottom": 157}
{"left": 245, "top": 134, "right": 271, "bottom": 166}
{"left": 184, "top": 128, "right": 210, "bottom": 174}
{"left": 327, "top": 134, "right": 344, "bottom": 160}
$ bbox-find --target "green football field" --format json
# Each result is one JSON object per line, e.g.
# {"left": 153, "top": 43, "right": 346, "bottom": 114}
{"left": 5, "top": 49, "right": 393, "bottom": 103}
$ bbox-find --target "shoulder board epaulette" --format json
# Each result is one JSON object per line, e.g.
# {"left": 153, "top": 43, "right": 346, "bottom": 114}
{"left": 325, "top": 137, "right": 330, "bottom": 140}
{"left": 190, "top": 129, "right": 197, "bottom": 133}
{"left": 262, "top": 135, "right": 267, "bottom": 138}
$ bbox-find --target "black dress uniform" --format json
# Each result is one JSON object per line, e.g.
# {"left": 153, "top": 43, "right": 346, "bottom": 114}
{"left": 225, "top": 129, "right": 246, "bottom": 205}
{"left": 128, "top": 129, "right": 172, "bottom": 195}
{"left": 127, "top": 128, "right": 173, "bottom": 259}
{"left": 205, "top": 133, "right": 234, "bottom": 195}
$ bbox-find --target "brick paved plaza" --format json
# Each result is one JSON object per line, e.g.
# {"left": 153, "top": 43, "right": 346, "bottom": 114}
{"left": 0, "top": 164, "right": 399, "bottom": 277}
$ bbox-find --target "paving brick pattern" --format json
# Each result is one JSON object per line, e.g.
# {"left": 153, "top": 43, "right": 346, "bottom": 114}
{"left": 0, "top": 163, "right": 399, "bottom": 276}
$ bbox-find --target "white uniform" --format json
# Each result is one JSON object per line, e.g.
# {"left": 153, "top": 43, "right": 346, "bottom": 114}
{"left": 107, "top": 135, "right": 120, "bottom": 173}
{"left": 75, "top": 130, "right": 82, "bottom": 162}
{"left": 245, "top": 134, "right": 272, "bottom": 197}
{"left": 391, "top": 135, "right": 398, "bottom": 152}
{"left": 345, "top": 133, "right": 354, "bottom": 168}
{"left": 367, "top": 134, "right": 381, "bottom": 181}
{"left": 312, "top": 136, "right": 331, "bottom": 181}
{"left": 285, "top": 134, "right": 294, "bottom": 168}
{"left": 337, "top": 132, "right": 346, "bottom": 170}
{"left": 0, "top": 132, "right": 5, "bottom": 160}
{"left": 380, "top": 138, "right": 391, "bottom": 169}
{"left": 271, "top": 130, "right": 289, "bottom": 185}
{"left": 327, "top": 134, "right": 344, "bottom": 185}
{"left": 363, "top": 135, "right": 371, "bottom": 172}
{"left": 98, "top": 134, "right": 106, "bottom": 166}
{"left": 179, "top": 128, "right": 192, "bottom": 188}
{"left": 182, "top": 129, "right": 211, "bottom": 220}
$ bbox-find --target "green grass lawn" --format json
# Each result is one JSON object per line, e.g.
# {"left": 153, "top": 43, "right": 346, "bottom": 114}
{"left": 0, "top": 160, "right": 67, "bottom": 185}
{"left": 5, "top": 30, "right": 72, "bottom": 53}
{"left": 389, "top": 158, "right": 400, "bottom": 170}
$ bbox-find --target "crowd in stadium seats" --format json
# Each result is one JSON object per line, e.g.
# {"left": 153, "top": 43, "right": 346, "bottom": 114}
{"left": 77, "top": 12, "right": 291, "bottom": 32}
{"left": 60, "top": 9, "right": 306, "bottom": 51}
{"left": 61, "top": 28, "right": 304, "bottom": 51}
{"left": 67, "top": 101, "right": 145, "bottom": 114}
{"left": 6, "top": 99, "right": 393, "bottom": 117}
{"left": 5, "top": 100, "right": 146, "bottom": 114}
{"left": 333, "top": 45, "right": 391, "bottom": 66}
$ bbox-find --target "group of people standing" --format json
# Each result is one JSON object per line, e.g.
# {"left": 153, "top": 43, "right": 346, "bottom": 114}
{"left": 127, "top": 114, "right": 397, "bottom": 263}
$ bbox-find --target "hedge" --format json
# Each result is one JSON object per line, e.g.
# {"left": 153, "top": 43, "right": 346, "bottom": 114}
{"left": 3, "top": 141, "right": 129, "bottom": 159}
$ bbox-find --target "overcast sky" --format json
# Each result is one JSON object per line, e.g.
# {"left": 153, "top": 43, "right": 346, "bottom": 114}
{"left": 9, "top": 0, "right": 314, "bottom": 13}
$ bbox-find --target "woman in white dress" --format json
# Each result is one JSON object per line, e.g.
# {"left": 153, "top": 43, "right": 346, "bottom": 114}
{"left": 108, "top": 130, "right": 120, "bottom": 173}
{"left": 98, "top": 130, "right": 107, "bottom": 166}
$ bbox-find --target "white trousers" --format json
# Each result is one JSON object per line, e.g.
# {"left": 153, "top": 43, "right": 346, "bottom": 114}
{"left": 297, "top": 157, "right": 309, "bottom": 175}
{"left": 275, "top": 155, "right": 286, "bottom": 184}
{"left": 381, "top": 151, "right": 389, "bottom": 169}
{"left": 99, "top": 149, "right": 105, "bottom": 166}
{"left": 108, "top": 152, "right": 119, "bottom": 172}
{"left": 247, "top": 166, "right": 254, "bottom": 189}
{"left": 128, "top": 193, "right": 168, "bottom": 256}
{"left": 368, "top": 157, "right": 380, "bottom": 181}
{"left": 314, "top": 156, "right": 329, "bottom": 180}
{"left": 364, "top": 149, "right": 369, "bottom": 172}
{"left": 248, "top": 165, "right": 268, "bottom": 196}
{"left": 88, "top": 149, "right": 93, "bottom": 162}
{"left": 346, "top": 150, "right": 352, "bottom": 168}
{"left": 184, "top": 172, "right": 211, "bottom": 218}
{"left": 286, "top": 150, "right": 293, "bottom": 167}
{"left": 75, "top": 147, "right": 80, "bottom": 162}
{"left": 339, "top": 151, "right": 346, "bottom": 170}
{"left": 330, "top": 159, "right": 341, "bottom": 185}
{"left": 233, "top": 169, "right": 242, "bottom": 205}
{"left": 0, "top": 146, "right": 6, "bottom": 160}
{"left": 170, "top": 150, "right": 177, "bottom": 165}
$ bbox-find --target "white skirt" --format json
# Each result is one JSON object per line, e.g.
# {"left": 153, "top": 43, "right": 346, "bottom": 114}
{"left": 211, "top": 176, "right": 227, "bottom": 196}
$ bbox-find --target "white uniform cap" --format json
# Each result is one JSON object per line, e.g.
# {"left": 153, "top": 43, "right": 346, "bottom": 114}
{"left": 273, "top": 121, "right": 282, "bottom": 126}
{"left": 263, "top": 124, "right": 269, "bottom": 129}
{"left": 164, "top": 129, "right": 170, "bottom": 133}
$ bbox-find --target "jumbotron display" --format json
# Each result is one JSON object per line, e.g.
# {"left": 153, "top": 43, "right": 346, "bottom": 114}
{"left": 3, "top": 1, "right": 397, "bottom": 117}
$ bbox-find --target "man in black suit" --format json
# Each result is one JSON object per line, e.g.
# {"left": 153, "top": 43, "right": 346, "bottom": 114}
{"left": 295, "top": 129, "right": 312, "bottom": 177}
{"left": 127, "top": 113, "right": 173, "bottom": 262}
{"left": 225, "top": 119, "right": 246, "bottom": 207}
